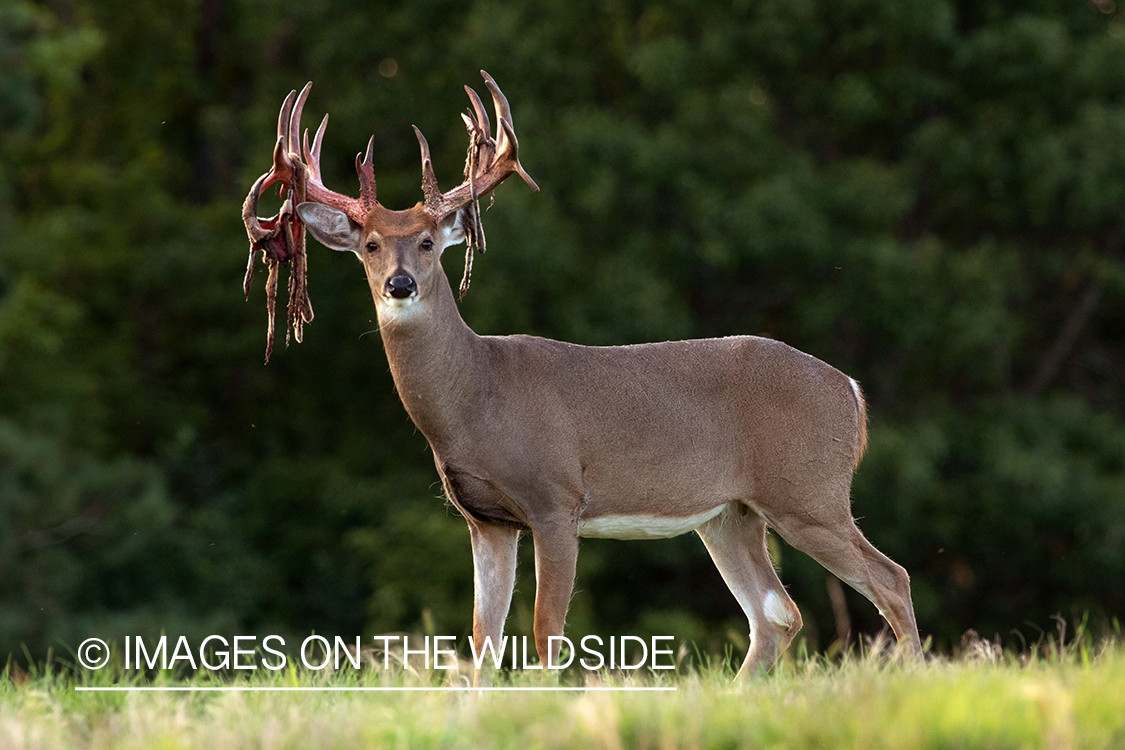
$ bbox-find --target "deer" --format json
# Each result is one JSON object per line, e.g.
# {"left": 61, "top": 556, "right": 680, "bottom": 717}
{"left": 242, "top": 71, "right": 923, "bottom": 685}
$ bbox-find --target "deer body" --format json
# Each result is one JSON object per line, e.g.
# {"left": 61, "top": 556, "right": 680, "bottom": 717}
{"left": 397, "top": 326, "right": 865, "bottom": 540}
{"left": 244, "top": 73, "right": 922, "bottom": 684}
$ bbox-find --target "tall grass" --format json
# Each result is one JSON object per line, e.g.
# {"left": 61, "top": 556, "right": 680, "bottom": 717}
{"left": 3, "top": 632, "right": 1124, "bottom": 749}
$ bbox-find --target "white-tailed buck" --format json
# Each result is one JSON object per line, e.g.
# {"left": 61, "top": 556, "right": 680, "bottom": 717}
{"left": 242, "top": 71, "right": 922, "bottom": 683}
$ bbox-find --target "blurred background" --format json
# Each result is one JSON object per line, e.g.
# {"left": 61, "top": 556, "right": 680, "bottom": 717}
{"left": 2, "top": 0, "right": 1124, "bottom": 667}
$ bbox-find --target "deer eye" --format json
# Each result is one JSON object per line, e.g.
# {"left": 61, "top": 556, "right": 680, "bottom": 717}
{"left": 365, "top": 242, "right": 379, "bottom": 253}
{"left": 419, "top": 239, "right": 434, "bottom": 252}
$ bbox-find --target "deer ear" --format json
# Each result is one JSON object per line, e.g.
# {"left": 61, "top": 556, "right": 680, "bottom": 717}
{"left": 297, "top": 202, "right": 363, "bottom": 252}
{"left": 438, "top": 210, "right": 466, "bottom": 249}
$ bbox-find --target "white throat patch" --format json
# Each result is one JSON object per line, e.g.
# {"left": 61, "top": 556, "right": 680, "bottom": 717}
{"left": 376, "top": 295, "right": 423, "bottom": 324}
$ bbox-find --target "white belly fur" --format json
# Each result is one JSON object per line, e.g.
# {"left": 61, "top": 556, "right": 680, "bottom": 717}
{"left": 578, "top": 504, "right": 727, "bottom": 540}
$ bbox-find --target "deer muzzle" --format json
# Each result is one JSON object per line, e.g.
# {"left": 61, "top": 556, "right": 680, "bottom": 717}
{"left": 385, "top": 274, "right": 418, "bottom": 300}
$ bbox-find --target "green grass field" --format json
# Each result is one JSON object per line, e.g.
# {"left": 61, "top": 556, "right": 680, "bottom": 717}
{"left": 3, "top": 635, "right": 1124, "bottom": 749}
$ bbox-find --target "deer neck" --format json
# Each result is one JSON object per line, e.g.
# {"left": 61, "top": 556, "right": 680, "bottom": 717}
{"left": 375, "top": 273, "right": 485, "bottom": 450}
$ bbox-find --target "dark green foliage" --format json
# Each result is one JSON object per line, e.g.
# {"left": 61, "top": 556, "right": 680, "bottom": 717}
{"left": 1, "top": 0, "right": 1123, "bottom": 663}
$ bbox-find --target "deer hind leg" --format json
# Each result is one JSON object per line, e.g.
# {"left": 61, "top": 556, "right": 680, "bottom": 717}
{"left": 768, "top": 508, "right": 922, "bottom": 659}
{"left": 697, "top": 505, "right": 803, "bottom": 678}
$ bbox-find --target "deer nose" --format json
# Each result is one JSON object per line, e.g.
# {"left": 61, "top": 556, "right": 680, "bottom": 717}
{"left": 385, "top": 274, "right": 417, "bottom": 299}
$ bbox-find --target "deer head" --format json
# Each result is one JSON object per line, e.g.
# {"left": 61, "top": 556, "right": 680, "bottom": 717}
{"left": 242, "top": 71, "right": 538, "bottom": 353}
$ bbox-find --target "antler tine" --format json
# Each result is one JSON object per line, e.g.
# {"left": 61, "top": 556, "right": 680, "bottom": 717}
{"left": 264, "top": 84, "right": 311, "bottom": 191}
{"left": 264, "top": 89, "right": 298, "bottom": 191}
{"left": 500, "top": 118, "right": 539, "bottom": 191}
{"left": 242, "top": 172, "right": 272, "bottom": 244}
{"left": 412, "top": 125, "right": 433, "bottom": 164}
{"left": 481, "top": 71, "right": 512, "bottom": 150}
{"left": 362, "top": 134, "right": 375, "bottom": 166}
{"left": 289, "top": 82, "right": 312, "bottom": 158}
{"left": 460, "top": 112, "right": 476, "bottom": 134}
{"left": 482, "top": 71, "right": 539, "bottom": 191}
{"left": 355, "top": 135, "right": 377, "bottom": 212}
{"left": 303, "top": 113, "right": 328, "bottom": 184}
{"left": 413, "top": 125, "right": 443, "bottom": 210}
{"left": 276, "top": 89, "right": 297, "bottom": 144}
{"left": 268, "top": 135, "right": 289, "bottom": 188}
{"left": 464, "top": 84, "right": 492, "bottom": 142}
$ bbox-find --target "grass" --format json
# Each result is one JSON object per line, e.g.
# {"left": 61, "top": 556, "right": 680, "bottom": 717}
{"left": 3, "top": 634, "right": 1125, "bottom": 749}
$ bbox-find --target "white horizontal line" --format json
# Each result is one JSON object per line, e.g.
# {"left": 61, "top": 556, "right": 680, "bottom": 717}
{"left": 75, "top": 686, "right": 676, "bottom": 693}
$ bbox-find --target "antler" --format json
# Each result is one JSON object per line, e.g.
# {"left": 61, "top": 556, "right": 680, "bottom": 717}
{"left": 243, "top": 82, "right": 380, "bottom": 361}
{"left": 242, "top": 71, "right": 539, "bottom": 356}
{"left": 413, "top": 71, "right": 539, "bottom": 225}
{"left": 413, "top": 71, "right": 539, "bottom": 296}
{"left": 258, "top": 83, "right": 377, "bottom": 225}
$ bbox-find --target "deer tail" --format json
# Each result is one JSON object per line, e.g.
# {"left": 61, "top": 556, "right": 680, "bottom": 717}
{"left": 849, "top": 377, "right": 869, "bottom": 471}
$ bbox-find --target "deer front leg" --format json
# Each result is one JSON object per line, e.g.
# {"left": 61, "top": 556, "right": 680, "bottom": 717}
{"left": 530, "top": 519, "right": 579, "bottom": 668}
{"left": 468, "top": 521, "right": 519, "bottom": 686}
